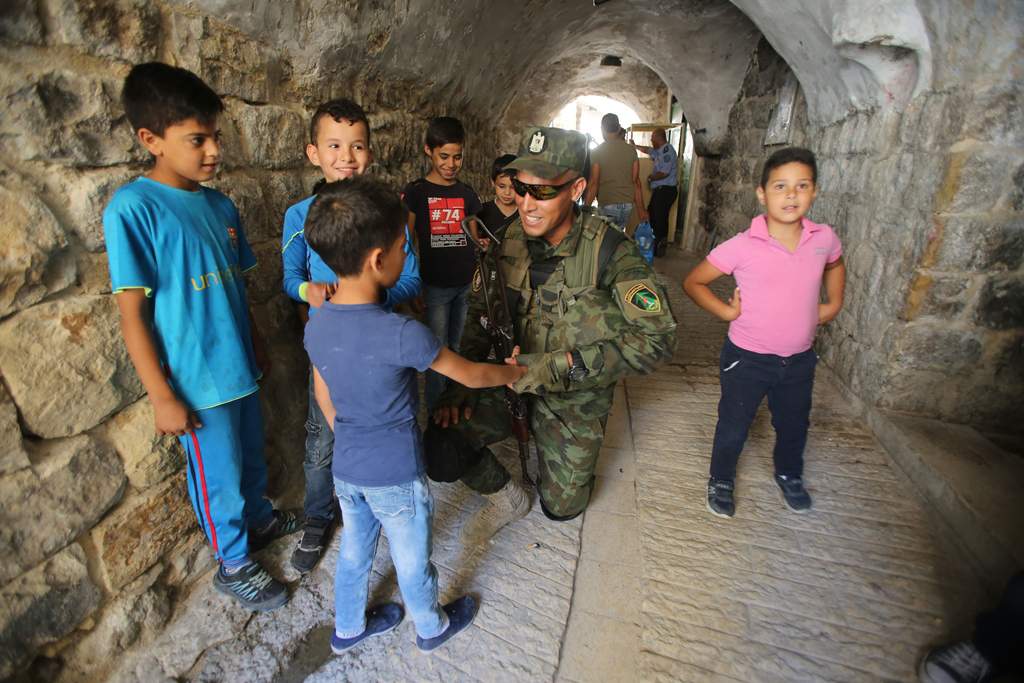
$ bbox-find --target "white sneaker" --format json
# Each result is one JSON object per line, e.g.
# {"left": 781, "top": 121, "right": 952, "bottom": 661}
{"left": 919, "top": 641, "right": 992, "bottom": 683}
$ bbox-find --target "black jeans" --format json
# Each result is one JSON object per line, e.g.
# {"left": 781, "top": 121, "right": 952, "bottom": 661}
{"left": 974, "top": 571, "right": 1024, "bottom": 675}
{"left": 647, "top": 185, "right": 678, "bottom": 245}
{"left": 710, "top": 338, "right": 817, "bottom": 481}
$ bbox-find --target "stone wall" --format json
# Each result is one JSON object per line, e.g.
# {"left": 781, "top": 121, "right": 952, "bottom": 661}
{"left": 0, "top": 2, "right": 499, "bottom": 680}
{"left": 693, "top": 33, "right": 1023, "bottom": 435}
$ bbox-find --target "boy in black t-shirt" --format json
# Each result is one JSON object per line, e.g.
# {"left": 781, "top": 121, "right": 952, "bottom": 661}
{"left": 476, "top": 153, "right": 518, "bottom": 238}
{"left": 403, "top": 117, "right": 483, "bottom": 410}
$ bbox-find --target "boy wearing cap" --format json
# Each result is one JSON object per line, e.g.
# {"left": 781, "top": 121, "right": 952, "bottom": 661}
{"left": 427, "top": 126, "right": 677, "bottom": 544}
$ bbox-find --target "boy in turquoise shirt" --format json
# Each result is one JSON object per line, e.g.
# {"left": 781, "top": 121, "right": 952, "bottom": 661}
{"left": 104, "top": 62, "right": 299, "bottom": 612}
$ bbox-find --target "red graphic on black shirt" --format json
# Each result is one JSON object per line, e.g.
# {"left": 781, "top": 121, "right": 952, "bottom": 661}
{"left": 427, "top": 197, "right": 468, "bottom": 249}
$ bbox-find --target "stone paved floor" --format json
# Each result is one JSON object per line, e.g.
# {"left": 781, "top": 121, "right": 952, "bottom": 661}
{"left": 558, "top": 251, "right": 981, "bottom": 683}
{"left": 110, "top": 250, "right": 982, "bottom": 683}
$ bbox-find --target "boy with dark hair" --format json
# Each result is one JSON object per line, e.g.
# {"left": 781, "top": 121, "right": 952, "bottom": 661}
{"left": 403, "top": 116, "right": 483, "bottom": 410}
{"left": 476, "top": 153, "right": 519, "bottom": 237}
{"left": 281, "top": 97, "right": 421, "bottom": 574}
{"left": 683, "top": 146, "right": 845, "bottom": 518}
{"left": 104, "top": 62, "right": 298, "bottom": 612}
{"left": 303, "top": 175, "right": 525, "bottom": 653}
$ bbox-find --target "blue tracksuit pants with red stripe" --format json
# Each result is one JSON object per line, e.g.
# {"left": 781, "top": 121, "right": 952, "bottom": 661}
{"left": 177, "top": 391, "right": 274, "bottom": 566}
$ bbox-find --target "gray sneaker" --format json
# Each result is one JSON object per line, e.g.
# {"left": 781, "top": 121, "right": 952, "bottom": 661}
{"left": 250, "top": 509, "right": 302, "bottom": 552}
{"left": 213, "top": 561, "right": 288, "bottom": 611}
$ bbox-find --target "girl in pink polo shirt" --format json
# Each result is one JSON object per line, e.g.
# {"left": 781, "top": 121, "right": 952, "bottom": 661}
{"left": 683, "top": 147, "right": 846, "bottom": 519}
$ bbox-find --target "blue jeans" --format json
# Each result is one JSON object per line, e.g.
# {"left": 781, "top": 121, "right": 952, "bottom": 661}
{"left": 423, "top": 283, "right": 470, "bottom": 410}
{"left": 178, "top": 391, "right": 274, "bottom": 566}
{"left": 599, "top": 203, "right": 632, "bottom": 231}
{"left": 333, "top": 476, "right": 448, "bottom": 639}
{"left": 304, "top": 368, "right": 335, "bottom": 524}
{"left": 710, "top": 338, "right": 817, "bottom": 481}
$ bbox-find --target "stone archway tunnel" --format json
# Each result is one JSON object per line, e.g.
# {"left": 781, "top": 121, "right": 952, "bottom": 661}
{"left": 0, "top": 1, "right": 1021, "bottom": 681}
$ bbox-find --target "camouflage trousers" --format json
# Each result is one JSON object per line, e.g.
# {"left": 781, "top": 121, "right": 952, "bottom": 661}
{"left": 455, "top": 386, "right": 613, "bottom": 518}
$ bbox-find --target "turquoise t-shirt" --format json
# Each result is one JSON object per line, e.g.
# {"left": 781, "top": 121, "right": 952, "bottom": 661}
{"left": 103, "top": 177, "right": 261, "bottom": 410}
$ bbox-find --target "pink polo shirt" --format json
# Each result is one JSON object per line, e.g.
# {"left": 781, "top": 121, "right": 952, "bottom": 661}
{"left": 707, "top": 215, "right": 842, "bottom": 357}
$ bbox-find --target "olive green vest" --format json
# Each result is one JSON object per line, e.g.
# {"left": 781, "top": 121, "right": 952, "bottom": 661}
{"left": 500, "top": 211, "right": 622, "bottom": 354}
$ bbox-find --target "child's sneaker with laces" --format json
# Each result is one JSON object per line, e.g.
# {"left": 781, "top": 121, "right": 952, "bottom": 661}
{"left": 918, "top": 641, "right": 991, "bottom": 683}
{"left": 213, "top": 561, "right": 288, "bottom": 611}
{"left": 706, "top": 477, "right": 735, "bottom": 518}
{"left": 774, "top": 474, "right": 812, "bottom": 513}
{"left": 331, "top": 603, "right": 404, "bottom": 654}
{"left": 290, "top": 518, "right": 335, "bottom": 574}
{"left": 249, "top": 509, "right": 302, "bottom": 552}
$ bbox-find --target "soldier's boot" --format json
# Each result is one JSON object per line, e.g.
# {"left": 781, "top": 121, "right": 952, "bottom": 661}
{"left": 460, "top": 479, "right": 531, "bottom": 547}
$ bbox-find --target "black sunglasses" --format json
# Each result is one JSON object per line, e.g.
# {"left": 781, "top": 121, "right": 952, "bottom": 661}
{"left": 510, "top": 176, "right": 578, "bottom": 201}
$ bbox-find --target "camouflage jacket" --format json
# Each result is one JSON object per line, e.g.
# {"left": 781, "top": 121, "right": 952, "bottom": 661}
{"left": 460, "top": 209, "right": 677, "bottom": 398}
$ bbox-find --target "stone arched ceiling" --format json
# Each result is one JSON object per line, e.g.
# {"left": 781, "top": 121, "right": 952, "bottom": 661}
{"left": 731, "top": 0, "right": 932, "bottom": 122}
{"left": 169, "top": 0, "right": 760, "bottom": 152}
{"left": 170, "top": 0, "right": 938, "bottom": 153}
{"left": 499, "top": 54, "right": 668, "bottom": 152}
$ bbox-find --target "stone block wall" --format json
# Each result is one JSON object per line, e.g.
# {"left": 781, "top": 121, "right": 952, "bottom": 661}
{"left": 694, "top": 37, "right": 1023, "bottom": 435}
{"left": 0, "top": 1, "right": 498, "bottom": 679}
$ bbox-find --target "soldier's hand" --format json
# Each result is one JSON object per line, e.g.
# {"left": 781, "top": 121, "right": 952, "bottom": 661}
{"left": 503, "top": 345, "right": 521, "bottom": 364}
{"left": 432, "top": 403, "right": 473, "bottom": 428}
{"left": 504, "top": 346, "right": 526, "bottom": 390}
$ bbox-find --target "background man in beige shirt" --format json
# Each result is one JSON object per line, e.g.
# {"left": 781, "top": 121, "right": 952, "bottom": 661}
{"left": 584, "top": 113, "right": 647, "bottom": 231}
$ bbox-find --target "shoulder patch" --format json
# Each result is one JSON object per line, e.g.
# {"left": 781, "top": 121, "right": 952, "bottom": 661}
{"left": 615, "top": 279, "right": 665, "bottom": 320}
{"left": 626, "top": 282, "right": 661, "bottom": 312}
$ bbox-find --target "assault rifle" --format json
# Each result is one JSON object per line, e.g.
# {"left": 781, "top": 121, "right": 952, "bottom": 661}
{"left": 460, "top": 217, "right": 533, "bottom": 488}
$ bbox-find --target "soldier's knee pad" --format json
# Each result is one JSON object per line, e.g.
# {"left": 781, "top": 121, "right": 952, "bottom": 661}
{"left": 423, "top": 425, "right": 481, "bottom": 483}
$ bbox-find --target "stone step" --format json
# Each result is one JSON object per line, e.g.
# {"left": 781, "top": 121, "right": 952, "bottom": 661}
{"left": 866, "top": 409, "right": 1024, "bottom": 593}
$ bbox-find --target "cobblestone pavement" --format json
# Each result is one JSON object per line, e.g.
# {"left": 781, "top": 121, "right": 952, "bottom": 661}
{"left": 607, "top": 251, "right": 982, "bottom": 682}
{"left": 110, "top": 251, "right": 982, "bottom": 683}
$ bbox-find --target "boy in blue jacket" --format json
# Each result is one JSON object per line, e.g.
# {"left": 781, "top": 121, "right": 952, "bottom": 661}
{"left": 281, "top": 99, "right": 421, "bottom": 573}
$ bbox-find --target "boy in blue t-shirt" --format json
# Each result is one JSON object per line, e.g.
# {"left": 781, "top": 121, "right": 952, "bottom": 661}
{"left": 103, "top": 63, "right": 299, "bottom": 612}
{"left": 303, "top": 176, "right": 526, "bottom": 654}
{"left": 281, "top": 98, "right": 421, "bottom": 575}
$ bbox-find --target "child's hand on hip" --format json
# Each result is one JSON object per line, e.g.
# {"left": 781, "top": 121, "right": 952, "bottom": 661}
{"left": 723, "top": 287, "right": 741, "bottom": 321}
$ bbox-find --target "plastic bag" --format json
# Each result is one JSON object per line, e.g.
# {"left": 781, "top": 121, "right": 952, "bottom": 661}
{"left": 634, "top": 220, "right": 655, "bottom": 263}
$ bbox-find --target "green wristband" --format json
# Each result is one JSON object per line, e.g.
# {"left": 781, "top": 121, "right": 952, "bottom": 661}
{"left": 298, "top": 282, "right": 309, "bottom": 302}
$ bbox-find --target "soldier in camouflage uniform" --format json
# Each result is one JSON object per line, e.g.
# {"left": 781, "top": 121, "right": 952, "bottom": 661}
{"left": 427, "top": 126, "right": 677, "bottom": 543}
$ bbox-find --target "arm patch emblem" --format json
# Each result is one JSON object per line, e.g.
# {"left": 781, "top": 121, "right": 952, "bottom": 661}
{"left": 614, "top": 279, "right": 665, "bottom": 320}
{"left": 626, "top": 282, "right": 661, "bottom": 312}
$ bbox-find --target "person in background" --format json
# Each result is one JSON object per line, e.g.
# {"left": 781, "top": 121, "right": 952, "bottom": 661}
{"left": 476, "top": 153, "right": 519, "bottom": 238}
{"left": 634, "top": 127, "right": 678, "bottom": 255}
{"left": 585, "top": 113, "right": 647, "bottom": 231}
{"left": 403, "top": 116, "right": 483, "bottom": 410}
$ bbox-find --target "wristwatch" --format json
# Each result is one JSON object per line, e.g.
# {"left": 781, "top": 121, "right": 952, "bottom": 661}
{"left": 567, "top": 349, "right": 589, "bottom": 383}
